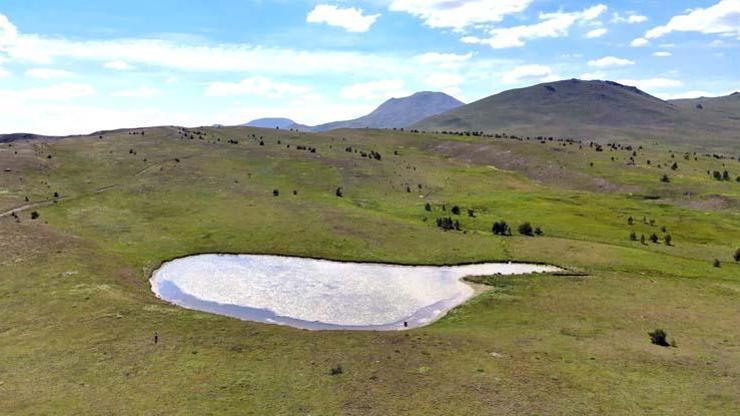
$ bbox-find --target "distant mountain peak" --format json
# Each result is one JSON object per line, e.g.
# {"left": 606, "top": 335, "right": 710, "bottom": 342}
{"left": 310, "top": 91, "right": 464, "bottom": 132}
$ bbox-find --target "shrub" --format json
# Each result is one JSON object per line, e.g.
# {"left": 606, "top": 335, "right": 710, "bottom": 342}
{"left": 534, "top": 227, "right": 543, "bottom": 236}
{"left": 734, "top": 248, "right": 740, "bottom": 262}
{"left": 492, "top": 221, "right": 511, "bottom": 236}
{"left": 451, "top": 206, "right": 461, "bottom": 215}
{"left": 713, "top": 259, "right": 721, "bottom": 268}
{"left": 518, "top": 222, "right": 534, "bottom": 236}
{"left": 664, "top": 234, "right": 672, "bottom": 246}
{"left": 660, "top": 174, "right": 670, "bottom": 183}
{"left": 335, "top": 187, "right": 343, "bottom": 198}
{"left": 272, "top": 189, "right": 279, "bottom": 197}
{"left": 30, "top": 211, "right": 40, "bottom": 220}
{"left": 330, "top": 365, "right": 343, "bottom": 376}
{"left": 424, "top": 203, "right": 432, "bottom": 212}
{"left": 648, "top": 329, "right": 670, "bottom": 347}
{"left": 629, "top": 231, "right": 637, "bottom": 241}
{"left": 649, "top": 233, "right": 659, "bottom": 243}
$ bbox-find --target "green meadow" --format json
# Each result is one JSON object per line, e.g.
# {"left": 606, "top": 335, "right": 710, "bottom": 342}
{"left": 1, "top": 126, "right": 738, "bottom": 415}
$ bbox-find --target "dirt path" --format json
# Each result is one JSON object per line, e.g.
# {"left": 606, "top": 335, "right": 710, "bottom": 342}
{"left": 0, "top": 184, "right": 120, "bottom": 218}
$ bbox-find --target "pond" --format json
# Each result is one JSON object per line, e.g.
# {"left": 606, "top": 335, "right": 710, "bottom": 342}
{"left": 150, "top": 254, "right": 560, "bottom": 330}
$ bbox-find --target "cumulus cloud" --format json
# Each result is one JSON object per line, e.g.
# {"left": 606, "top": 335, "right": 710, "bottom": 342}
{"left": 0, "top": 14, "right": 18, "bottom": 49}
{"left": 644, "top": 0, "right": 740, "bottom": 40}
{"left": 104, "top": 60, "right": 135, "bottom": 70}
{"left": 612, "top": 12, "right": 648, "bottom": 24}
{"left": 588, "top": 56, "right": 635, "bottom": 67}
{"left": 389, "top": 0, "right": 533, "bottom": 30}
{"left": 0, "top": 83, "right": 95, "bottom": 101}
{"left": 461, "top": 4, "right": 608, "bottom": 48}
{"left": 339, "top": 79, "right": 409, "bottom": 100}
{"left": 586, "top": 28, "right": 608, "bottom": 38}
{"left": 25, "top": 68, "right": 74, "bottom": 79}
{"left": 653, "top": 51, "right": 672, "bottom": 57}
{"left": 630, "top": 37, "right": 649, "bottom": 47}
{"left": 306, "top": 5, "right": 380, "bottom": 33}
{"left": 501, "top": 64, "right": 558, "bottom": 84}
{"left": 205, "top": 76, "right": 310, "bottom": 98}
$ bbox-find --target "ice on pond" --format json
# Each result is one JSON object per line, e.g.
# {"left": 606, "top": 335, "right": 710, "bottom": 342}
{"left": 150, "top": 254, "right": 560, "bottom": 330}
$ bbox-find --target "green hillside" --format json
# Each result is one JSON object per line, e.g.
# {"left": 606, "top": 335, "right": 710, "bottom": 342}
{"left": 0, "top": 126, "right": 738, "bottom": 415}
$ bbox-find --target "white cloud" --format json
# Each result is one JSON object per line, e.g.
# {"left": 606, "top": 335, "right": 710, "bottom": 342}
{"left": 501, "top": 64, "right": 558, "bottom": 84}
{"left": 630, "top": 37, "right": 649, "bottom": 47}
{"left": 104, "top": 60, "right": 135, "bottom": 70}
{"left": 113, "top": 87, "right": 161, "bottom": 98}
{"left": 0, "top": 14, "right": 18, "bottom": 49}
{"left": 306, "top": 5, "right": 380, "bottom": 33}
{"left": 461, "top": 4, "right": 608, "bottom": 48}
{"left": 25, "top": 68, "right": 74, "bottom": 79}
{"left": 653, "top": 51, "right": 672, "bottom": 57}
{"left": 205, "top": 76, "right": 310, "bottom": 98}
{"left": 586, "top": 28, "right": 608, "bottom": 38}
{"left": 644, "top": 0, "right": 740, "bottom": 40}
{"left": 617, "top": 78, "right": 683, "bottom": 90}
{"left": 0, "top": 83, "right": 95, "bottom": 101}
{"left": 389, "top": 0, "right": 533, "bottom": 30}
{"left": 0, "top": 68, "right": 10, "bottom": 77}
{"left": 588, "top": 56, "right": 635, "bottom": 67}
{"left": 612, "top": 12, "right": 648, "bottom": 24}
{"left": 339, "top": 79, "right": 409, "bottom": 100}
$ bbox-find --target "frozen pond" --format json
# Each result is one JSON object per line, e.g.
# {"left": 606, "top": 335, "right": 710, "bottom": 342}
{"left": 150, "top": 254, "right": 560, "bottom": 330}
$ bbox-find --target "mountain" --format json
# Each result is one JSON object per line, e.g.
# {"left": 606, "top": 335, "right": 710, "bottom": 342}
{"left": 244, "top": 118, "right": 309, "bottom": 131}
{"left": 311, "top": 91, "right": 464, "bottom": 132}
{"left": 413, "top": 79, "right": 739, "bottom": 150}
{"left": 0, "top": 133, "right": 57, "bottom": 143}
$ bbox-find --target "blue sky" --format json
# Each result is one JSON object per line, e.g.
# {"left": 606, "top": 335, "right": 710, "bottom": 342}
{"left": 0, "top": 0, "right": 738, "bottom": 135}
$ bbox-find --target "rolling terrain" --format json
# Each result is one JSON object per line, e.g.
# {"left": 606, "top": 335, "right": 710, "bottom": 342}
{"left": 0, "top": 124, "right": 738, "bottom": 415}
{"left": 414, "top": 79, "right": 739, "bottom": 152}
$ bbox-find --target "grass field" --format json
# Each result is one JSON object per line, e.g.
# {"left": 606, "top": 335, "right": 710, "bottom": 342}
{"left": 0, "top": 126, "right": 738, "bottom": 415}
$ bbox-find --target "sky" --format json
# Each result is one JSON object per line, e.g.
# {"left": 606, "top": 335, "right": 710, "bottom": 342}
{"left": 0, "top": 0, "right": 738, "bottom": 135}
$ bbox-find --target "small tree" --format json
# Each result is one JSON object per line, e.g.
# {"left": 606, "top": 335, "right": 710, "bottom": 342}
{"left": 649, "top": 233, "right": 659, "bottom": 244}
{"left": 660, "top": 174, "right": 670, "bottom": 183}
{"left": 713, "top": 259, "right": 721, "bottom": 268}
{"left": 424, "top": 203, "right": 432, "bottom": 212}
{"left": 518, "top": 222, "right": 534, "bottom": 236}
{"left": 627, "top": 216, "right": 634, "bottom": 225}
{"left": 31, "top": 211, "right": 40, "bottom": 220}
{"left": 273, "top": 189, "right": 279, "bottom": 197}
{"left": 734, "top": 248, "right": 740, "bottom": 262}
{"left": 451, "top": 206, "right": 461, "bottom": 215}
{"left": 671, "top": 162, "right": 678, "bottom": 170}
{"left": 648, "top": 329, "right": 670, "bottom": 347}
{"left": 335, "top": 187, "right": 343, "bottom": 198}
{"left": 664, "top": 234, "right": 672, "bottom": 246}
{"left": 630, "top": 231, "right": 637, "bottom": 241}
{"left": 534, "top": 227, "right": 543, "bottom": 236}
{"left": 640, "top": 234, "right": 646, "bottom": 245}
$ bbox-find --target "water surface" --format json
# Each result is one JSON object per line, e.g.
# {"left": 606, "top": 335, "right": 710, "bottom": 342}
{"left": 151, "top": 254, "right": 559, "bottom": 330}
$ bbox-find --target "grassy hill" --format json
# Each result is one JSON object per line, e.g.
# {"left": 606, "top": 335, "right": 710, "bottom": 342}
{"left": 0, "top": 126, "right": 738, "bottom": 414}
{"left": 312, "top": 91, "right": 463, "bottom": 131}
{"left": 413, "top": 79, "right": 739, "bottom": 152}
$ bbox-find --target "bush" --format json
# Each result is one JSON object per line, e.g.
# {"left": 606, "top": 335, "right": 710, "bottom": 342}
{"left": 664, "top": 234, "right": 672, "bottom": 246}
{"left": 424, "top": 203, "right": 432, "bottom": 212}
{"left": 735, "top": 248, "right": 740, "bottom": 262}
{"left": 534, "top": 227, "right": 543, "bottom": 236}
{"left": 451, "top": 206, "right": 460, "bottom": 215}
{"left": 335, "top": 187, "right": 343, "bottom": 198}
{"left": 518, "top": 222, "right": 534, "bottom": 236}
{"left": 660, "top": 174, "right": 670, "bottom": 183}
{"left": 272, "top": 189, "right": 279, "bottom": 197}
{"left": 649, "top": 233, "right": 659, "bottom": 244}
{"left": 713, "top": 259, "right": 721, "bottom": 268}
{"left": 30, "top": 211, "right": 40, "bottom": 220}
{"left": 492, "top": 221, "right": 511, "bottom": 236}
{"left": 648, "top": 329, "right": 670, "bottom": 347}
{"left": 330, "top": 364, "right": 343, "bottom": 376}
{"left": 630, "top": 231, "right": 637, "bottom": 241}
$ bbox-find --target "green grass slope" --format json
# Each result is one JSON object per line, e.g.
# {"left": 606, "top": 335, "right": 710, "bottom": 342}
{"left": 0, "top": 126, "right": 738, "bottom": 415}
